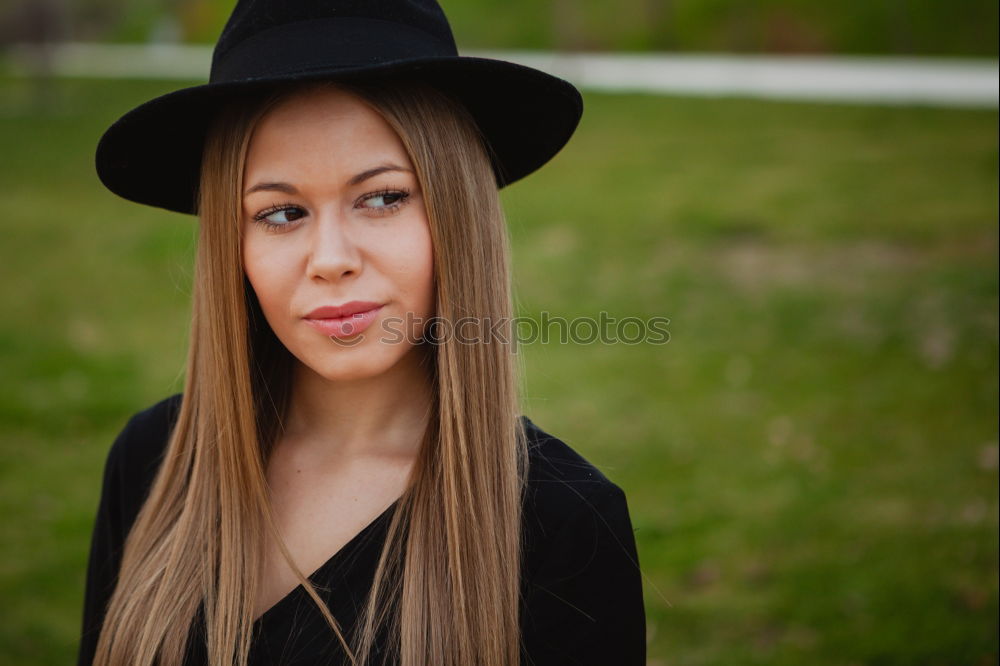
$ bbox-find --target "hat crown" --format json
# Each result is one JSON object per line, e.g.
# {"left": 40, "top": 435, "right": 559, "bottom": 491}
{"left": 211, "top": 0, "right": 458, "bottom": 82}
{"left": 96, "top": 0, "right": 583, "bottom": 214}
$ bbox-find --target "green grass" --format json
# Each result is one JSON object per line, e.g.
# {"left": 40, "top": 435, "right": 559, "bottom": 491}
{"left": 0, "top": 75, "right": 996, "bottom": 665}
{"left": 96, "top": 0, "right": 1000, "bottom": 56}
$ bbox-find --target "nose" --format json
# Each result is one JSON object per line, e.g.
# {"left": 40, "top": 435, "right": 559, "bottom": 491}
{"left": 305, "top": 212, "right": 362, "bottom": 282}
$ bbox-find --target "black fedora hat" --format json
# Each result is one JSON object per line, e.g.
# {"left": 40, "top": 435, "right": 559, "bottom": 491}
{"left": 95, "top": 0, "right": 584, "bottom": 215}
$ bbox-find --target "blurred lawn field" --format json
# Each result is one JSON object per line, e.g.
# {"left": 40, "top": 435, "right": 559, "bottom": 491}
{"left": 0, "top": 75, "right": 996, "bottom": 665}
{"left": 107, "top": 0, "right": 1000, "bottom": 55}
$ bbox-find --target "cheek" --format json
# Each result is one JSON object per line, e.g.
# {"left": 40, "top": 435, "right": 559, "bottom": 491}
{"left": 403, "top": 226, "right": 435, "bottom": 314}
{"left": 388, "top": 232, "right": 434, "bottom": 343}
{"left": 242, "top": 236, "right": 292, "bottom": 321}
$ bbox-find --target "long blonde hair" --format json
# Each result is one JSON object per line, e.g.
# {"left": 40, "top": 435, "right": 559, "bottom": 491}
{"left": 93, "top": 78, "right": 527, "bottom": 666}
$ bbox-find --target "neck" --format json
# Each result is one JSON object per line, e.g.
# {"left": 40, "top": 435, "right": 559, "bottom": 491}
{"left": 281, "top": 347, "right": 434, "bottom": 462}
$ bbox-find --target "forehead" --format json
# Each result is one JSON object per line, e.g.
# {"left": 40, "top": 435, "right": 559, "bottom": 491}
{"left": 244, "top": 86, "right": 411, "bottom": 176}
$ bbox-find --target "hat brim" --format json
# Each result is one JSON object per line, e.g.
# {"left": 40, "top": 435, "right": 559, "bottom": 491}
{"left": 95, "top": 55, "right": 583, "bottom": 215}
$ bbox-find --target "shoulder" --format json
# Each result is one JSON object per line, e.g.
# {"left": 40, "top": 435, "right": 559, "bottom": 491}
{"left": 103, "top": 402, "right": 634, "bottom": 555}
{"left": 517, "top": 416, "right": 646, "bottom": 663}
{"left": 103, "top": 393, "right": 183, "bottom": 525}
{"left": 519, "top": 415, "right": 635, "bottom": 574}
{"left": 521, "top": 414, "right": 629, "bottom": 516}
{"left": 109, "top": 392, "right": 182, "bottom": 470}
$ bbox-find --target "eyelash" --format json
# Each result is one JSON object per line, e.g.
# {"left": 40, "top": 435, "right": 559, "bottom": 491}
{"left": 252, "top": 187, "right": 412, "bottom": 232}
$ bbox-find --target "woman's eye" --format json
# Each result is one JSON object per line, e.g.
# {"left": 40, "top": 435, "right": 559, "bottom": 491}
{"left": 259, "top": 207, "right": 305, "bottom": 225}
{"left": 359, "top": 190, "right": 409, "bottom": 212}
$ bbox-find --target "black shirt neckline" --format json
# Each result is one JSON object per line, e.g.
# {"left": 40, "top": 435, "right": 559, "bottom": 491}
{"left": 252, "top": 497, "right": 401, "bottom": 625}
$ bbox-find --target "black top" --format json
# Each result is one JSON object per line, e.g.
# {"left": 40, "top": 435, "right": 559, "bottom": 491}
{"left": 77, "top": 394, "right": 645, "bottom": 665}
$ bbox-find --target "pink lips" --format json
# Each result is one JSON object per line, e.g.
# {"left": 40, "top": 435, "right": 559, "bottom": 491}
{"left": 303, "top": 301, "right": 383, "bottom": 339}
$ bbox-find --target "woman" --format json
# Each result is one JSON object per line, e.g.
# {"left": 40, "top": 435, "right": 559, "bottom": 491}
{"left": 78, "top": 1, "right": 645, "bottom": 665}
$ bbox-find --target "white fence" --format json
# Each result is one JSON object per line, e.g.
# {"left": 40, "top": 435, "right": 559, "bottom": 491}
{"left": 5, "top": 43, "right": 998, "bottom": 108}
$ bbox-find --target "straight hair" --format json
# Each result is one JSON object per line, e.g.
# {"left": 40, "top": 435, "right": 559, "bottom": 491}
{"left": 92, "top": 78, "right": 527, "bottom": 666}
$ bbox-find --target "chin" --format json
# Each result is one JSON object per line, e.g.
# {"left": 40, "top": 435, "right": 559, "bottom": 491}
{"left": 297, "top": 343, "right": 412, "bottom": 383}
{"left": 317, "top": 362, "right": 391, "bottom": 383}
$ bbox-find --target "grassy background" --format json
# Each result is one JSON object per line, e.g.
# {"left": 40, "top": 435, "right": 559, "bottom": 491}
{"left": 83, "top": 0, "right": 1000, "bottom": 56}
{"left": 0, "top": 74, "right": 996, "bottom": 664}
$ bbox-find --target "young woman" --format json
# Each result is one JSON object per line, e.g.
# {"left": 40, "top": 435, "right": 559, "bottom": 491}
{"left": 78, "top": 2, "right": 645, "bottom": 665}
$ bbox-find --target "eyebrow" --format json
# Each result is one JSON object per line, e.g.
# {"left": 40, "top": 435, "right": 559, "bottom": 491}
{"left": 243, "top": 164, "right": 413, "bottom": 196}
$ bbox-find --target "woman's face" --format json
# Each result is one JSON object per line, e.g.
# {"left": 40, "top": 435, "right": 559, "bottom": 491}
{"left": 242, "top": 85, "right": 434, "bottom": 383}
